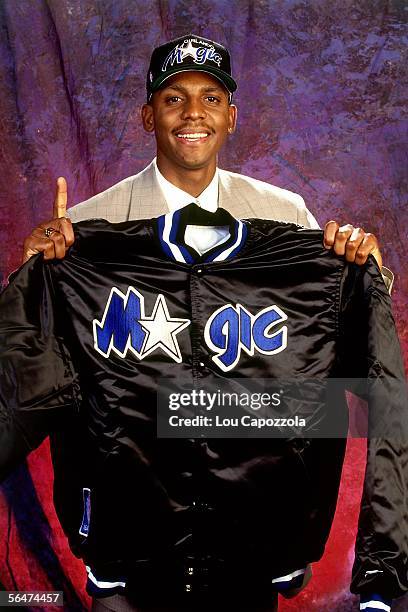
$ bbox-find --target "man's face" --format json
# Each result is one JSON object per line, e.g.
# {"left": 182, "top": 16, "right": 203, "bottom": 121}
{"left": 142, "top": 71, "right": 237, "bottom": 173}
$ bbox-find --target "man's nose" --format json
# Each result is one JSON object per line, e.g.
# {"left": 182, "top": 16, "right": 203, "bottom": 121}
{"left": 181, "top": 97, "right": 206, "bottom": 120}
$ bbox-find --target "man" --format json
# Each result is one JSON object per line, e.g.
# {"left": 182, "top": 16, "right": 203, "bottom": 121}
{"left": 22, "top": 34, "right": 391, "bottom": 292}
{"left": 15, "top": 35, "right": 395, "bottom": 611}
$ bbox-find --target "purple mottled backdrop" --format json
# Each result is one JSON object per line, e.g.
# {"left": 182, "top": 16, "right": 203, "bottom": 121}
{"left": 0, "top": 1, "right": 407, "bottom": 610}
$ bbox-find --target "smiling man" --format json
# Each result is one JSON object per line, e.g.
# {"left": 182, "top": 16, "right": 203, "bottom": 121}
{"left": 23, "top": 34, "right": 389, "bottom": 287}
{"left": 17, "top": 35, "right": 395, "bottom": 612}
{"left": 142, "top": 71, "right": 236, "bottom": 196}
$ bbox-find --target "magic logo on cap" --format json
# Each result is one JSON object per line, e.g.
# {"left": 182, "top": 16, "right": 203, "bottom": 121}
{"left": 162, "top": 38, "right": 223, "bottom": 71}
{"left": 146, "top": 34, "right": 237, "bottom": 101}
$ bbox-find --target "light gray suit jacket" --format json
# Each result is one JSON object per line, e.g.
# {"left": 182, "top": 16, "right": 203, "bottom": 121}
{"left": 66, "top": 160, "right": 393, "bottom": 291}
{"left": 67, "top": 160, "right": 319, "bottom": 228}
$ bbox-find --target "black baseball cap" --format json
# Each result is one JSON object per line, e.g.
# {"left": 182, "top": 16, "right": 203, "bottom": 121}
{"left": 146, "top": 34, "right": 237, "bottom": 101}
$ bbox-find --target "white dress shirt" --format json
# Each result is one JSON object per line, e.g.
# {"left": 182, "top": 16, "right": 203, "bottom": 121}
{"left": 154, "top": 159, "right": 229, "bottom": 255}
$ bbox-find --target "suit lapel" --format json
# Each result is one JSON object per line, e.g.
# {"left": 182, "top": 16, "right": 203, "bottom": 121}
{"left": 127, "top": 160, "right": 168, "bottom": 220}
{"left": 218, "top": 169, "right": 257, "bottom": 218}
{"left": 128, "top": 163, "right": 260, "bottom": 221}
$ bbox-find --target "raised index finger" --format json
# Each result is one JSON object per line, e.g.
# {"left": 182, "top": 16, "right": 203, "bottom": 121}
{"left": 53, "top": 176, "right": 67, "bottom": 218}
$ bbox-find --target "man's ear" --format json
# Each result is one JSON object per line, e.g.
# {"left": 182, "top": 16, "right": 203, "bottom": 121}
{"left": 141, "top": 104, "right": 154, "bottom": 133}
{"left": 228, "top": 104, "right": 238, "bottom": 134}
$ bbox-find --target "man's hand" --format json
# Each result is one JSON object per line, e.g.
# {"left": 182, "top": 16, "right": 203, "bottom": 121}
{"left": 323, "top": 221, "right": 383, "bottom": 269}
{"left": 22, "top": 177, "right": 75, "bottom": 264}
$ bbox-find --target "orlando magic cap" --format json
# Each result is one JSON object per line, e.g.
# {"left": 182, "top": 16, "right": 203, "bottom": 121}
{"left": 146, "top": 34, "right": 237, "bottom": 101}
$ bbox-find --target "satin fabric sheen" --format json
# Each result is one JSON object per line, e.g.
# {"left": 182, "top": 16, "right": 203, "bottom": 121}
{"left": 0, "top": 216, "right": 406, "bottom": 602}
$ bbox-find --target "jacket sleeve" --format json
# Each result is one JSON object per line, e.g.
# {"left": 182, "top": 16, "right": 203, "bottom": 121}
{"left": 340, "top": 257, "right": 408, "bottom": 599}
{"left": 0, "top": 256, "right": 78, "bottom": 482}
{"left": 295, "top": 196, "right": 320, "bottom": 229}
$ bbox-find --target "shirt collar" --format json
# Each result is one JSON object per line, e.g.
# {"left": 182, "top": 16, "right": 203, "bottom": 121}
{"left": 153, "top": 158, "right": 219, "bottom": 213}
{"left": 155, "top": 203, "right": 248, "bottom": 264}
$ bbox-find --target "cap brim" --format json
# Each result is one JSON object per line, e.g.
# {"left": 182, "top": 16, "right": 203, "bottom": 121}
{"left": 149, "top": 65, "right": 237, "bottom": 98}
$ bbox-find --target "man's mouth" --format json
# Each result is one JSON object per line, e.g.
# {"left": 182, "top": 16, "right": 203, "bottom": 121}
{"left": 175, "top": 131, "right": 210, "bottom": 142}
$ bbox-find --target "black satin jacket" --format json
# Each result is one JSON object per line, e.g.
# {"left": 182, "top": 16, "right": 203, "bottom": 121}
{"left": 0, "top": 205, "right": 407, "bottom": 600}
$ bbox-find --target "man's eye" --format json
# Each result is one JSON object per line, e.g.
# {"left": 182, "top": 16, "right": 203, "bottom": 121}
{"left": 167, "top": 96, "right": 181, "bottom": 103}
{"left": 206, "top": 96, "right": 220, "bottom": 103}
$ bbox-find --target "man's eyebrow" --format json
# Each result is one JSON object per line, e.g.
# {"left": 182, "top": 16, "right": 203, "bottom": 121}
{"left": 162, "top": 84, "right": 226, "bottom": 94}
{"left": 201, "top": 86, "right": 225, "bottom": 93}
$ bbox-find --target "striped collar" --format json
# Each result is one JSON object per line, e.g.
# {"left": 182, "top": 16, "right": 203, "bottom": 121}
{"left": 156, "top": 203, "right": 248, "bottom": 264}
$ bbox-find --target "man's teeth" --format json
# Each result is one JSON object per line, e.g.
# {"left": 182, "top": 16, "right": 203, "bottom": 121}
{"left": 176, "top": 133, "right": 208, "bottom": 139}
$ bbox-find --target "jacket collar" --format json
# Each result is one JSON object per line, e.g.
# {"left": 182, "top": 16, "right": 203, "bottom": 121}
{"left": 127, "top": 160, "right": 258, "bottom": 222}
{"left": 156, "top": 203, "right": 248, "bottom": 264}
{"left": 128, "top": 160, "right": 168, "bottom": 220}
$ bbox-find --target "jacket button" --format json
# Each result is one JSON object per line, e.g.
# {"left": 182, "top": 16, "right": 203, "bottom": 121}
{"left": 196, "top": 268, "right": 203, "bottom": 274}
{"left": 185, "top": 584, "right": 192, "bottom": 592}
{"left": 199, "top": 361, "right": 205, "bottom": 368}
